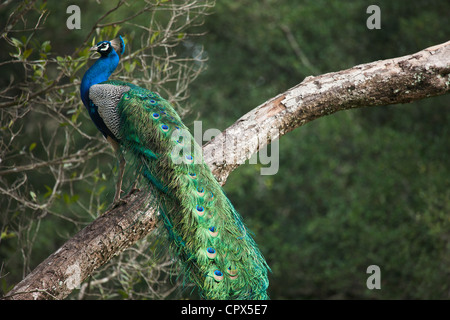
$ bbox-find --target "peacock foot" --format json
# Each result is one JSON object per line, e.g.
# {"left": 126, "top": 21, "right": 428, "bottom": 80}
{"left": 113, "top": 197, "right": 127, "bottom": 208}
{"left": 106, "top": 189, "right": 127, "bottom": 211}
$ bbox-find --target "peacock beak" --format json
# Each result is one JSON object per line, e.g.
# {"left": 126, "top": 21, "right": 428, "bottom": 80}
{"left": 89, "top": 45, "right": 98, "bottom": 52}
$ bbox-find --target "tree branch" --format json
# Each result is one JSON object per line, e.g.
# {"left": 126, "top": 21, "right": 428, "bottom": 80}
{"left": 204, "top": 41, "right": 450, "bottom": 183}
{"left": 3, "top": 41, "right": 449, "bottom": 300}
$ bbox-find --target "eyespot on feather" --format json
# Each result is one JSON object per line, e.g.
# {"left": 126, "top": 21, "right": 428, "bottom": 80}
{"left": 196, "top": 205, "right": 205, "bottom": 216}
{"left": 213, "top": 270, "right": 224, "bottom": 281}
{"left": 197, "top": 187, "right": 205, "bottom": 196}
{"left": 152, "top": 112, "right": 160, "bottom": 119}
{"left": 227, "top": 265, "right": 238, "bottom": 276}
{"left": 206, "top": 247, "right": 217, "bottom": 259}
{"left": 161, "top": 124, "right": 169, "bottom": 132}
{"left": 208, "top": 226, "right": 218, "bottom": 237}
{"left": 185, "top": 154, "right": 194, "bottom": 164}
{"left": 189, "top": 172, "right": 197, "bottom": 179}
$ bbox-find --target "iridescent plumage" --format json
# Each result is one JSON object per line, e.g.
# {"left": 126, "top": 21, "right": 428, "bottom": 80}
{"left": 80, "top": 36, "right": 269, "bottom": 299}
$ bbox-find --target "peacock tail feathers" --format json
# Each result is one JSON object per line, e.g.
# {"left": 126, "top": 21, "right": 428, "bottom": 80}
{"left": 108, "top": 80, "right": 270, "bottom": 299}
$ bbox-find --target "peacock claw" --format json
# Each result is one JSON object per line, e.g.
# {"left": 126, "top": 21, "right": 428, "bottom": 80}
{"left": 128, "top": 186, "right": 141, "bottom": 195}
{"left": 106, "top": 188, "right": 126, "bottom": 210}
{"left": 114, "top": 197, "right": 127, "bottom": 207}
{"left": 107, "top": 197, "right": 127, "bottom": 211}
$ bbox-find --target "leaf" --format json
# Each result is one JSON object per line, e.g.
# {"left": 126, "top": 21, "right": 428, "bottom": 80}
{"left": 30, "top": 191, "right": 37, "bottom": 201}
{"left": 23, "top": 48, "right": 33, "bottom": 59}
{"left": 117, "top": 290, "right": 129, "bottom": 299}
{"left": 96, "top": 185, "right": 106, "bottom": 195}
{"left": 97, "top": 202, "right": 106, "bottom": 212}
{"left": 9, "top": 52, "right": 20, "bottom": 59}
{"left": 62, "top": 193, "right": 79, "bottom": 204}
{"left": 71, "top": 112, "right": 79, "bottom": 123}
{"left": 1, "top": 278, "right": 15, "bottom": 295}
{"left": 29, "top": 142, "right": 37, "bottom": 151}
{"left": 12, "top": 211, "right": 21, "bottom": 219}
{"left": 112, "top": 25, "right": 121, "bottom": 38}
{"left": 63, "top": 193, "right": 70, "bottom": 204}
{"left": 39, "top": 1, "right": 47, "bottom": 10}
{"left": 43, "top": 185, "right": 53, "bottom": 198}
{"left": 124, "top": 61, "right": 136, "bottom": 73}
{"left": 10, "top": 37, "right": 22, "bottom": 48}
{"left": 41, "top": 40, "right": 51, "bottom": 53}
{"left": 32, "top": 65, "right": 43, "bottom": 78}
{"left": 150, "top": 31, "right": 160, "bottom": 44}
{"left": 1, "top": 228, "right": 16, "bottom": 240}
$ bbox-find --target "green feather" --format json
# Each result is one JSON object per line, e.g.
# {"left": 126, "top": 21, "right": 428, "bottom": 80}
{"left": 106, "top": 80, "right": 270, "bottom": 299}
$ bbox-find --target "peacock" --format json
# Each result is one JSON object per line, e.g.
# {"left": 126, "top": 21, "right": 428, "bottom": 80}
{"left": 80, "top": 36, "right": 269, "bottom": 300}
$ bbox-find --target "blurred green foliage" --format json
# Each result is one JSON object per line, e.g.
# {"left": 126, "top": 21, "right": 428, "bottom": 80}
{"left": 0, "top": 0, "right": 449, "bottom": 299}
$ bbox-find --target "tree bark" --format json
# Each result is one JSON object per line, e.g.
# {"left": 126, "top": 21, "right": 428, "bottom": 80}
{"left": 3, "top": 41, "right": 449, "bottom": 300}
{"left": 204, "top": 41, "right": 450, "bottom": 183}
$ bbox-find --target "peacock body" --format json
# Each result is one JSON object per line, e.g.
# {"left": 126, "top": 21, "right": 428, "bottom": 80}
{"left": 80, "top": 36, "right": 269, "bottom": 299}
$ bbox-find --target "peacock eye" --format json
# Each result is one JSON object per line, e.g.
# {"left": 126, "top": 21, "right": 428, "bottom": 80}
{"left": 99, "top": 43, "right": 110, "bottom": 52}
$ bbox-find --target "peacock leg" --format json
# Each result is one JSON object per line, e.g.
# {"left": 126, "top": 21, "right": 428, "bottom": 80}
{"left": 107, "top": 136, "right": 126, "bottom": 205}
{"left": 114, "top": 150, "right": 126, "bottom": 203}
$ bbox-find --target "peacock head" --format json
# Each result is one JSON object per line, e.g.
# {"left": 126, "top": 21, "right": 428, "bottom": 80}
{"left": 90, "top": 35, "right": 125, "bottom": 57}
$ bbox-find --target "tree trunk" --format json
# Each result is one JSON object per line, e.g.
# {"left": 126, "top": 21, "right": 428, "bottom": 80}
{"left": 3, "top": 41, "right": 449, "bottom": 300}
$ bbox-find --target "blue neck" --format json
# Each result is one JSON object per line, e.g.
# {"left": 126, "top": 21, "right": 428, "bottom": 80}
{"left": 80, "top": 51, "right": 120, "bottom": 108}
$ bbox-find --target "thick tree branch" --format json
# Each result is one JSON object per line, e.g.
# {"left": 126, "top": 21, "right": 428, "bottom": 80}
{"left": 3, "top": 41, "right": 449, "bottom": 300}
{"left": 204, "top": 41, "right": 450, "bottom": 183}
